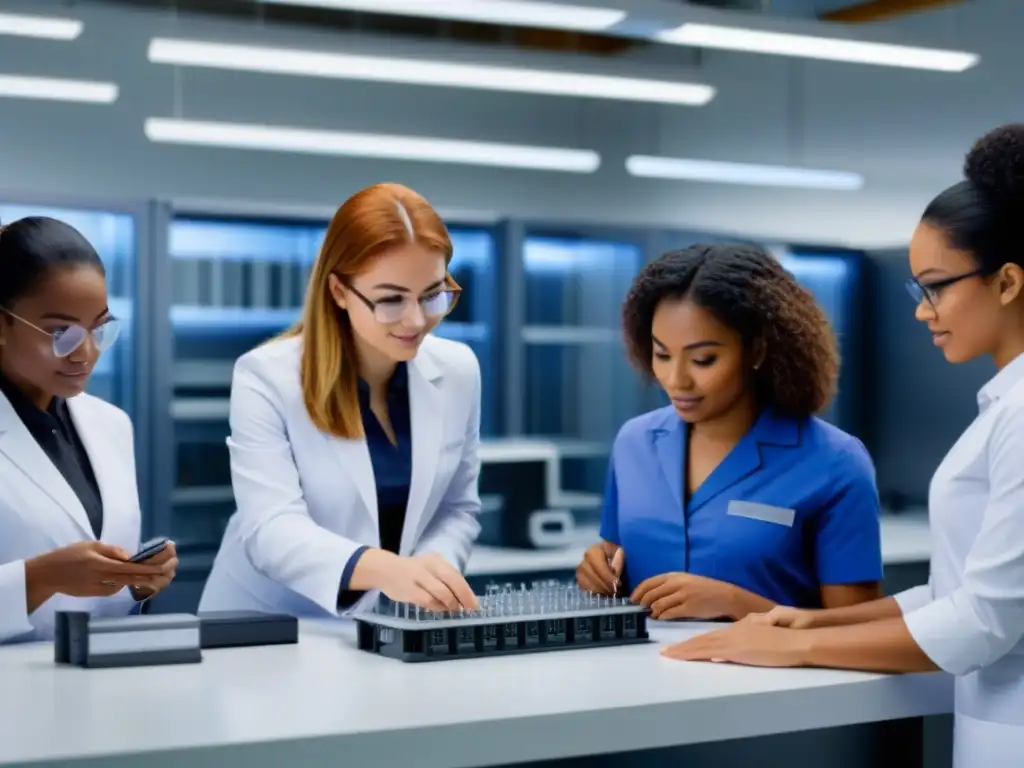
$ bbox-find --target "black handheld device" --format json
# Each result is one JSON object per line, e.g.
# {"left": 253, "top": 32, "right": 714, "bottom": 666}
{"left": 130, "top": 537, "right": 170, "bottom": 563}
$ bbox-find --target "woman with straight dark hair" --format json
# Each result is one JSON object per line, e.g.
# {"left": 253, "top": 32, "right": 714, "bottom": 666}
{"left": 665, "top": 123, "right": 1024, "bottom": 768}
{"left": 0, "top": 216, "right": 176, "bottom": 643}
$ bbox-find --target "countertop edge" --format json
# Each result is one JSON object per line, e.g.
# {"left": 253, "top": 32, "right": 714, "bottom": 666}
{"left": 1, "top": 666, "right": 953, "bottom": 767}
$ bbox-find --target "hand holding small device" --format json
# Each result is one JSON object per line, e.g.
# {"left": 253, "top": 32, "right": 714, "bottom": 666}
{"left": 127, "top": 537, "right": 178, "bottom": 601}
{"left": 130, "top": 537, "right": 170, "bottom": 562}
{"left": 23, "top": 541, "right": 168, "bottom": 613}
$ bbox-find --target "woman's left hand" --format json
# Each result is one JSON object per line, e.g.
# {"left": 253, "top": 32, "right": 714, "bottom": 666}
{"left": 660, "top": 617, "right": 811, "bottom": 667}
{"left": 631, "top": 572, "right": 742, "bottom": 620}
{"left": 129, "top": 541, "right": 178, "bottom": 601}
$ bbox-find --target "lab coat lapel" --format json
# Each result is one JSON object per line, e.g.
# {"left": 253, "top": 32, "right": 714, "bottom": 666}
{"left": 66, "top": 395, "right": 122, "bottom": 542}
{"left": 650, "top": 412, "right": 684, "bottom": 511}
{"left": 330, "top": 434, "right": 378, "bottom": 537}
{"left": 0, "top": 391, "right": 94, "bottom": 539}
{"left": 401, "top": 350, "right": 443, "bottom": 554}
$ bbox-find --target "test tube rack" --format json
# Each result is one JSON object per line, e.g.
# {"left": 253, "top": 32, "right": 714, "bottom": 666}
{"left": 355, "top": 581, "right": 650, "bottom": 662}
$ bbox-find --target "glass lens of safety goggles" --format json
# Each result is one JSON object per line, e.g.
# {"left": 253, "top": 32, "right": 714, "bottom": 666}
{"left": 52, "top": 318, "right": 122, "bottom": 358}
{"left": 422, "top": 290, "right": 454, "bottom": 318}
{"left": 375, "top": 291, "right": 455, "bottom": 324}
{"left": 904, "top": 278, "right": 928, "bottom": 305}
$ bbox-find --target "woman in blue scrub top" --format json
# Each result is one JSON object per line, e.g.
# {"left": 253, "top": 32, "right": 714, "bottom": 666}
{"left": 576, "top": 243, "right": 883, "bottom": 620}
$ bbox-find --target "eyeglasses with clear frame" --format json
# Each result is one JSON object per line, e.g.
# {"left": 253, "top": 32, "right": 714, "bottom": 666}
{"left": 0, "top": 307, "right": 122, "bottom": 358}
{"left": 905, "top": 268, "right": 985, "bottom": 308}
{"left": 344, "top": 275, "right": 462, "bottom": 324}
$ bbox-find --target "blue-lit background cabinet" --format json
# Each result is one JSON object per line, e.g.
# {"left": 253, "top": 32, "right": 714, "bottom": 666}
{"left": 167, "top": 216, "right": 322, "bottom": 551}
{"left": 776, "top": 248, "right": 864, "bottom": 434}
{"left": 518, "top": 233, "right": 647, "bottom": 520}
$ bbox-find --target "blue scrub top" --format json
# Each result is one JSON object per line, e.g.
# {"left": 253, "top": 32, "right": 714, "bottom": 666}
{"left": 599, "top": 406, "right": 883, "bottom": 609}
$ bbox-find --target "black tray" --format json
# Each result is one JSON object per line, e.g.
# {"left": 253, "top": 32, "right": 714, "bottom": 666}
{"left": 355, "top": 587, "right": 650, "bottom": 662}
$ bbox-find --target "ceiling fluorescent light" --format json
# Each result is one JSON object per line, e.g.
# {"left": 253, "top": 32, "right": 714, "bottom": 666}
{"left": 626, "top": 155, "right": 863, "bottom": 191}
{"left": 144, "top": 118, "right": 601, "bottom": 173}
{"left": 0, "top": 74, "right": 118, "bottom": 103}
{"left": 656, "top": 23, "right": 978, "bottom": 72}
{"left": 0, "top": 11, "right": 83, "bottom": 40}
{"left": 255, "top": 0, "right": 625, "bottom": 32}
{"left": 147, "top": 38, "right": 714, "bottom": 106}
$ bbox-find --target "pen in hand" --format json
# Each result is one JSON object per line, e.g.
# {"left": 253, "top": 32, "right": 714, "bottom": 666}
{"left": 608, "top": 547, "right": 624, "bottom": 596}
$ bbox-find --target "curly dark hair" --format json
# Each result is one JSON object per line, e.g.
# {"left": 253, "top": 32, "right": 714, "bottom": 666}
{"left": 622, "top": 243, "right": 839, "bottom": 418}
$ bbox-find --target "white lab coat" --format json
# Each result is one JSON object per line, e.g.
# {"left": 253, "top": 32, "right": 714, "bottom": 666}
{"left": 199, "top": 333, "right": 483, "bottom": 618}
{"left": 894, "top": 351, "right": 1024, "bottom": 767}
{"left": 0, "top": 390, "right": 142, "bottom": 644}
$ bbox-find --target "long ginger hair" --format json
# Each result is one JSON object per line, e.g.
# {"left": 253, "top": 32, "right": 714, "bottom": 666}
{"left": 282, "top": 183, "right": 453, "bottom": 438}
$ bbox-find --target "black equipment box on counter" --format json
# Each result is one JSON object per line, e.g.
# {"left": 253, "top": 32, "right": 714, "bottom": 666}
{"left": 198, "top": 610, "right": 299, "bottom": 649}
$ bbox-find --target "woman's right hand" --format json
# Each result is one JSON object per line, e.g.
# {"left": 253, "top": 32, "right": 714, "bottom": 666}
{"left": 358, "top": 550, "right": 479, "bottom": 612}
{"left": 24, "top": 541, "right": 168, "bottom": 610}
{"left": 576, "top": 543, "right": 624, "bottom": 596}
{"left": 747, "top": 605, "right": 819, "bottom": 629}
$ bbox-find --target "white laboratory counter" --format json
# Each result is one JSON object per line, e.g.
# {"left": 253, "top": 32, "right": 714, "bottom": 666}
{"left": 465, "top": 512, "right": 932, "bottom": 578}
{"left": 0, "top": 618, "right": 951, "bottom": 768}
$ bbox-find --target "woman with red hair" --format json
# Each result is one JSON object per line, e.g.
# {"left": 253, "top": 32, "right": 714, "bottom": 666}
{"left": 201, "top": 183, "right": 481, "bottom": 618}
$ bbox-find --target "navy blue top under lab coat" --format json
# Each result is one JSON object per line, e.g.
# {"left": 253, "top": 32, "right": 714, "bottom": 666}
{"left": 338, "top": 363, "right": 412, "bottom": 607}
{"left": 599, "top": 406, "right": 884, "bottom": 609}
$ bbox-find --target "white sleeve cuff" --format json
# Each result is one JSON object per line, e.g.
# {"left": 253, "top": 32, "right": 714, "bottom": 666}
{"left": 893, "top": 584, "right": 932, "bottom": 615}
{"left": 0, "top": 560, "right": 35, "bottom": 643}
{"left": 903, "top": 592, "right": 993, "bottom": 676}
{"left": 414, "top": 535, "right": 462, "bottom": 572}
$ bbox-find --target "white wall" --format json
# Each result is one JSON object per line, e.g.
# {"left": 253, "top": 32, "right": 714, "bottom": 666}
{"left": 0, "top": 0, "right": 1020, "bottom": 247}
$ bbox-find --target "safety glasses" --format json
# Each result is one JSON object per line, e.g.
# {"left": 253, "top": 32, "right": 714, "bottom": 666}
{"left": 344, "top": 275, "right": 462, "bottom": 325}
{"left": 1, "top": 308, "right": 122, "bottom": 358}
{"left": 905, "top": 268, "right": 985, "bottom": 309}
